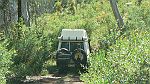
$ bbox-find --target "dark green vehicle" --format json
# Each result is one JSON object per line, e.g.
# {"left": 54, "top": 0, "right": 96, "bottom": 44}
{"left": 56, "top": 29, "right": 90, "bottom": 72}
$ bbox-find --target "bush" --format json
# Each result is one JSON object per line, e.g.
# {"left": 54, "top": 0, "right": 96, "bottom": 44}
{"left": 0, "top": 42, "right": 14, "bottom": 84}
{"left": 2, "top": 0, "right": 149, "bottom": 83}
{"left": 6, "top": 22, "right": 53, "bottom": 77}
{"left": 5, "top": 1, "right": 113, "bottom": 78}
{"left": 81, "top": 28, "right": 150, "bottom": 83}
{"left": 81, "top": 0, "right": 150, "bottom": 83}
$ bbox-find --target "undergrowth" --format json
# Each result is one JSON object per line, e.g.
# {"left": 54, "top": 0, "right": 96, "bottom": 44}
{"left": 81, "top": 0, "right": 150, "bottom": 83}
{"left": 0, "top": 0, "right": 149, "bottom": 83}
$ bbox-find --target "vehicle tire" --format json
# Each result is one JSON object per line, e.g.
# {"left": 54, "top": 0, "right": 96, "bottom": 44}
{"left": 72, "top": 48, "right": 87, "bottom": 71}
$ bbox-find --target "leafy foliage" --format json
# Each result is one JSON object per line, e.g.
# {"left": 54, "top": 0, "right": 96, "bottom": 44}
{"left": 1, "top": 0, "right": 149, "bottom": 83}
{"left": 0, "top": 42, "right": 14, "bottom": 84}
{"left": 81, "top": 29, "right": 150, "bottom": 83}
{"left": 6, "top": 21, "right": 53, "bottom": 77}
{"left": 5, "top": 0, "right": 114, "bottom": 78}
{"left": 81, "top": 0, "right": 150, "bottom": 83}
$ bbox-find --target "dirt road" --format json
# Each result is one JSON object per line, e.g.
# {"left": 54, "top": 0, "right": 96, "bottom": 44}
{"left": 24, "top": 73, "right": 84, "bottom": 84}
{"left": 23, "top": 66, "right": 84, "bottom": 84}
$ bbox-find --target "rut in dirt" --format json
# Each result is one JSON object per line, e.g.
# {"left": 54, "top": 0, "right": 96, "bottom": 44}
{"left": 8, "top": 67, "right": 84, "bottom": 84}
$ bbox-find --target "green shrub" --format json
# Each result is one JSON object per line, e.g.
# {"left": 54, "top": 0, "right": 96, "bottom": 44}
{"left": 6, "top": 23, "right": 53, "bottom": 77}
{"left": 2, "top": 0, "right": 149, "bottom": 83}
{"left": 0, "top": 42, "right": 14, "bottom": 84}
{"left": 6, "top": 1, "right": 114, "bottom": 78}
{"left": 81, "top": 28, "right": 150, "bottom": 83}
{"left": 81, "top": 0, "right": 150, "bottom": 83}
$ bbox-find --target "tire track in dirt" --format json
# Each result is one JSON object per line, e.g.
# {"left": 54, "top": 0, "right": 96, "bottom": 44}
{"left": 24, "top": 73, "right": 84, "bottom": 84}
{"left": 23, "top": 67, "right": 84, "bottom": 84}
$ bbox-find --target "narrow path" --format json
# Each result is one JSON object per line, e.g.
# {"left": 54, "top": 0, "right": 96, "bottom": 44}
{"left": 24, "top": 73, "right": 84, "bottom": 84}
{"left": 23, "top": 67, "right": 84, "bottom": 84}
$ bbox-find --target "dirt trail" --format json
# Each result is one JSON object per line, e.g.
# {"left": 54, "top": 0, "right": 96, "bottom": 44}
{"left": 8, "top": 66, "right": 84, "bottom": 84}
{"left": 24, "top": 73, "right": 84, "bottom": 84}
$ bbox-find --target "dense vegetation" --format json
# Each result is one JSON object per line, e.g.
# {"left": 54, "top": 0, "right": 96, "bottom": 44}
{"left": 0, "top": 0, "right": 149, "bottom": 84}
{"left": 81, "top": 0, "right": 150, "bottom": 83}
{"left": 0, "top": 42, "right": 15, "bottom": 84}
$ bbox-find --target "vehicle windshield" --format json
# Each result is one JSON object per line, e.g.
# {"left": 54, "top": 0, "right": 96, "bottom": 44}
{"left": 61, "top": 42, "right": 84, "bottom": 52}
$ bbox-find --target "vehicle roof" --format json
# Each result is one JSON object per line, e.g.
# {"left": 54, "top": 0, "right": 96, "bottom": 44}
{"left": 58, "top": 29, "right": 88, "bottom": 40}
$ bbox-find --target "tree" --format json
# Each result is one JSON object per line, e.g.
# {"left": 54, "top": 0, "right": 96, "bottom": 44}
{"left": 18, "top": 0, "right": 22, "bottom": 21}
{"left": 109, "top": 0, "right": 124, "bottom": 28}
{"left": 1, "top": 0, "right": 9, "bottom": 36}
{"left": 21, "top": 0, "right": 30, "bottom": 26}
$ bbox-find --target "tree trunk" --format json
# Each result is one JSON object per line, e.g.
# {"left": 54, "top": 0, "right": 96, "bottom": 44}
{"left": 18, "top": 0, "right": 22, "bottom": 21}
{"left": 109, "top": 0, "right": 124, "bottom": 28}
{"left": 26, "top": 2, "right": 30, "bottom": 26}
{"left": 49, "top": 0, "right": 56, "bottom": 13}
{"left": 2, "top": 0, "right": 9, "bottom": 36}
{"left": 21, "top": 0, "right": 30, "bottom": 26}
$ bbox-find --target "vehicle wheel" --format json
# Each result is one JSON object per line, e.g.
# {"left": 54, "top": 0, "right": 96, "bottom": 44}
{"left": 72, "top": 48, "right": 87, "bottom": 71}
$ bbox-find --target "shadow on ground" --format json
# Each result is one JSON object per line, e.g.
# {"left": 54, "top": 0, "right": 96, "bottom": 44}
{"left": 7, "top": 66, "right": 84, "bottom": 84}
